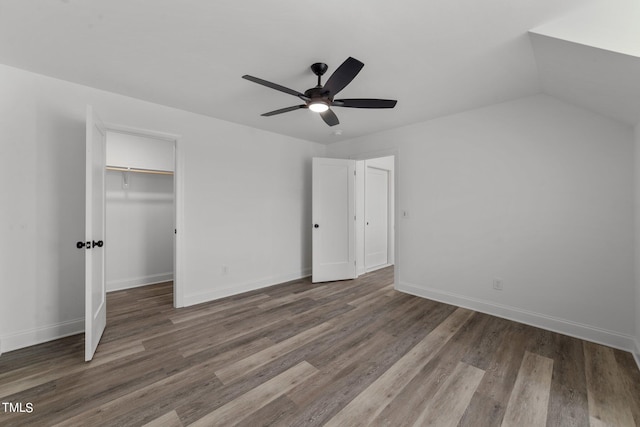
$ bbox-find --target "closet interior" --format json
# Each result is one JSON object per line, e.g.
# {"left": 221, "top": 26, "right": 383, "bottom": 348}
{"left": 105, "top": 131, "right": 175, "bottom": 293}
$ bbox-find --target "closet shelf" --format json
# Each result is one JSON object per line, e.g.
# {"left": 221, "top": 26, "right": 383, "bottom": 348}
{"left": 106, "top": 166, "right": 174, "bottom": 176}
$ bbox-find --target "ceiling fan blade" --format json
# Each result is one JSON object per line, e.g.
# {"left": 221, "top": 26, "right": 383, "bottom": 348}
{"left": 242, "top": 75, "right": 308, "bottom": 99}
{"left": 332, "top": 99, "right": 397, "bottom": 109}
{"left": 261, "top": 105, "right": 307, "bottom": 116}
{"left": 320, "top": 109, "right": 340, "bottom": 126}
{"left": 323, "top": 57, "right": 364, "bottom": 96}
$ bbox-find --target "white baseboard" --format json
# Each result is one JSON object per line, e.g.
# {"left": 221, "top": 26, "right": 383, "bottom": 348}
{"left": 107, "top": 272, "right": 174, "bottom": 292}
{"left": 183, "top": 268, "right": 312, "bottom": 307}
{"left": 397, "top": 281, "right": 637, "bottom": 354}
{"left": 634, "top": 339, "right": 640, "bottom": 371}
{"left": 0, "top": 269, "right": 309, "bottom": 354}
{"left": 0, "top": 318, "right": 84, "bottom": 354}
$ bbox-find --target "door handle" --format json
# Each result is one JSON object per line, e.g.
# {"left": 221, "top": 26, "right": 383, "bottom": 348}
{"left": 76, "top": 240, "right": 104, "bottom": 249}
{"left": 314, "top": 224, "right": 319, "bottom": 228}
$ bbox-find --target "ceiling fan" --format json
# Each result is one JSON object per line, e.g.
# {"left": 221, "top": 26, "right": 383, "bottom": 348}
{"left": 242, "top": 57, "right": 397, "bottom": 127}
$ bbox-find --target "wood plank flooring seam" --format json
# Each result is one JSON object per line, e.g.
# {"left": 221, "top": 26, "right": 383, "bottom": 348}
{"left": 188, "top": 361, "right": 319, "bottom": 427}
{"left": 324, "top": 307, "right": 475, "bottom": 427}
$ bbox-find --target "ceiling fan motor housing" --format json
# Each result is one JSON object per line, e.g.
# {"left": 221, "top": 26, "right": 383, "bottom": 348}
{"left": 304, "top": 86, "right": 331, "bottom": 100}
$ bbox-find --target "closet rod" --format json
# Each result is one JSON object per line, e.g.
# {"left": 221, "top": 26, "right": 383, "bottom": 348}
{"left": 105, "top": 166, "right": 174, "bottom": 176}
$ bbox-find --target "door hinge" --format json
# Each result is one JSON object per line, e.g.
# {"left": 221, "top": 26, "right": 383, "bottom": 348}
{"left": 354, "top": 170, "right": 356, "bottom": 176}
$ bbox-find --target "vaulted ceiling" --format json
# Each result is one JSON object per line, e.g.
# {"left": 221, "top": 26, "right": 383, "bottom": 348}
{"left": 530, "top": 0, "right": 640, "bottom": 127}
{"left": 0, "top": 0, "right": 637, "bottom": 143}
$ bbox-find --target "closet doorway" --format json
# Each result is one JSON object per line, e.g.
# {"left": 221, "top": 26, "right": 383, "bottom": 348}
{"left": 365, "top": 165, "right": 390, "bottom": 270}
{"left": 105, "top": 130, "right": 179, "bottom": 306}
{"left": 356, "top": 155, "right": 395, "bottom": 276}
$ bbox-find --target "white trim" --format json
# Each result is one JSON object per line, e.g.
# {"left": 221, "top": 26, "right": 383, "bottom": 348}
{"left": 183, "top": 269, "right": 311, "bottom": 307}
{"left": 173, "top": 136, "right": 185, "bottom": 308}
{"left": 0, "top": 318, "right": 84, "bottom": 354}
{"left": 634, "top": 339, "right": 640, "bottom": 371}
{"left": 107, "top": 272, "right": 174, "bottom": 292}
{"left": 398, "top": 281, "right": 637, "bottom": 353}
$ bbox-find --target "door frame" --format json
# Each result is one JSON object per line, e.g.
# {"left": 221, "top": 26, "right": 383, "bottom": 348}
{"left": 349, "top": 149, "right": 399, "bottom": 290}
{"left": 103, "top": 123, "right": 185, "bottom": 308}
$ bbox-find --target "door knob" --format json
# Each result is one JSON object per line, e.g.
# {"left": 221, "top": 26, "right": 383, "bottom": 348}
{"left": 92, "top": 240, "right": 104, "bottom": 248}
{"left": 314, "top": 224, "right": 319, "bottom": 228}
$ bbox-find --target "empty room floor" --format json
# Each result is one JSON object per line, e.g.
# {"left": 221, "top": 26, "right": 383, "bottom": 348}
{"left": 1, "top": 267, "right": 639, "bottom": 426}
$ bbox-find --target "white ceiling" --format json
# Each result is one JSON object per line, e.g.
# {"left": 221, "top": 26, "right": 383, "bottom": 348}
{"left": 531, "top": 0, "right": 640, "bottom": 58}
{"left": 530, "top": 33, "right": 640, "bottom": 126}
{"left": 529, "top": 0, "right": 640, "bottom": 127}
{"left": 0, "top": 0, "right": 635, "bottom": 144}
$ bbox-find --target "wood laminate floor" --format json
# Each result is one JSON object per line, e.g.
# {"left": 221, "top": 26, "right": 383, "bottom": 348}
{"left": 1, "top": 267, "right": 639, "bottom": 426}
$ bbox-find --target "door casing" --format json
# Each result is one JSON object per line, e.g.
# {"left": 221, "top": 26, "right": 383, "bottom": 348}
{"left": 103, "top": 123, "right": 184, "bottom": 308}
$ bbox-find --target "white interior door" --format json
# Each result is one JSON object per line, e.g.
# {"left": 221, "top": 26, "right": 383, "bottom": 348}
{"left": 85, "top": 105, "right": 107, "bottom": 361}
{"left": 365, "top": 166, "right": 389, "bottom": 270}
{"left": 312, "top": 157, "right": 357, "bottom": 283}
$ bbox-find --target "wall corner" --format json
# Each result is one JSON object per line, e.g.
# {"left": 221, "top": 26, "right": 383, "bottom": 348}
{"left": 634, "top": 123, "right": 640, "bottom": 371}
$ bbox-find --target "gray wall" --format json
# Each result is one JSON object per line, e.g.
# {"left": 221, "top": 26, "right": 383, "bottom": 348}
{"left": 329, "top": 94, "right": 636, "bottom": 352}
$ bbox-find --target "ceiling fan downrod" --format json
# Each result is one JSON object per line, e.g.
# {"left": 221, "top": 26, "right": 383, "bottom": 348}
{"left": 310, "top": 62, "right": 328, "bottom": 87}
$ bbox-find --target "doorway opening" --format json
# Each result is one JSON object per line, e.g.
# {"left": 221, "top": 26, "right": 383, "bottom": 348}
{"left": 310, "top": 154, "right": 397, "bottom": 285}
{"left": 104, "top": 129, "right": 179, "bottom": 308}
{"left": 356, "top": 155, "right": 395, "bottom": 277}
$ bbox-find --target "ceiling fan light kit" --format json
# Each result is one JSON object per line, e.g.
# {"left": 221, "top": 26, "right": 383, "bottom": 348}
{"left": 309, "top": 101, "right": 329, "bottom": 113}
{"left": 242, "top": 57, "right": 397, "bottom": 127}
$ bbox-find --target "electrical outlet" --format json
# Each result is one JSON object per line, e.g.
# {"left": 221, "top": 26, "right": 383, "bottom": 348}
{"left": 493, "top": 279, "right": 503, "bottom": 291}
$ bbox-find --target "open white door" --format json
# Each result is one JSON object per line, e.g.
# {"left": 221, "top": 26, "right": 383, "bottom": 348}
{"left": 312, "top": 157, "right": 357, "bottom": 283}
{"left": 85, "top": 105, "right": 107, "bottom": 361}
